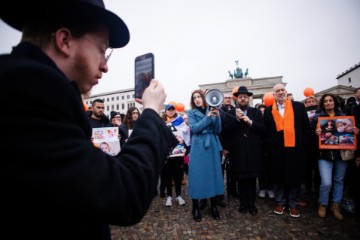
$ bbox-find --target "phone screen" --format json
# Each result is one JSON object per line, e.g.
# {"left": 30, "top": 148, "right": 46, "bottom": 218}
{"left": 135, "top": 53, "right": 154, "bottom": 100}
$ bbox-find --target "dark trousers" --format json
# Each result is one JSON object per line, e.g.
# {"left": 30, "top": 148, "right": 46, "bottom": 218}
{"left": 159, "top": 166, "right": 167, "bottom": 195}
{"left": 259, "top": 152, "right": 273, "bottom": 190}
{"left": 305, "top": 146, "right": 320, "bottom": 193}
{"left": 164, "top": 156, "right": 184, "bottom": 197}
{"left": 354, "top": 162, "right": 360, "bottom": 217}
{"left": 345, "top": 159, "right": 357, "bottom": 198}
{"left": 236, "top": 178, "right": 257, "bottom": 207}
{"left": 258, "top": 165, "right": 272, "bottom": 190}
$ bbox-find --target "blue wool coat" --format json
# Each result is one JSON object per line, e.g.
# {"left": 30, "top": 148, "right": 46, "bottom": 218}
{"left": 187, "top": 108, "right": 224, "bottom": 199}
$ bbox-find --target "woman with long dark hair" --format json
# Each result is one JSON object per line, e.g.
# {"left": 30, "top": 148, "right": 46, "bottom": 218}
{"left": 187, "top": 90, "right": 224, "bottom": 222}
{"left": 120, "top": 106, "right": 141, "bottom": 143}
{"left": 313, "top": 93, "right": 359, "bottom": 220}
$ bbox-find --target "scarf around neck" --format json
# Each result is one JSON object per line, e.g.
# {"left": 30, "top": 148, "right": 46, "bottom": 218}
{"left": 272, "top": 99, "right": 295, "bottom": 147}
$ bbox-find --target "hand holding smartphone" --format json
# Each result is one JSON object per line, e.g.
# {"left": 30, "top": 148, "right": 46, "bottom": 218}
{"left": 135, "top": 53, "right": 154, "bottom": 103}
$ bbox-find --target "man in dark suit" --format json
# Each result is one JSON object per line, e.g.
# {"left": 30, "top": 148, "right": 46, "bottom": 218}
{"left": 222, "top": 86, "right": 266, "bottom": 215}
{"left": 263, "top": 84, "right": 311, "bottom": 218}
{"left": 0, "top": 1, "right": 177, "bottom": 239}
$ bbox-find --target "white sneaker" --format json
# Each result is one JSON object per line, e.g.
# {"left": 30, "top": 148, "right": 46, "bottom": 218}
{"left": 258, "top": 190, "right": 266, "bottom": 198}
{"left": 176, "top": 195, "right": 185, "bottom": 206}
{"left": 166, "top": 196, "right": 172, "bottom": 207}
{"left": 267, "top": 190, "right": 275, "bottom": 199}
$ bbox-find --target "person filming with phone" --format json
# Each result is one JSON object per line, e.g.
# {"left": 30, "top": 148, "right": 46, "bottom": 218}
{"left": 0, "top": 1, "right": 177, "bottom": 239}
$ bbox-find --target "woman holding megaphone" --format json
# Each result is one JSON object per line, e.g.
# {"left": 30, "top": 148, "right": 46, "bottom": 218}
{"left": 187, "top": 90, "right": 224, "bottom": 222}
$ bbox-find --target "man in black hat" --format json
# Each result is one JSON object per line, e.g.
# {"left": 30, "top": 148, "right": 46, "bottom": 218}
{"left": 0, "top": 1, "right": 177, "bottom": 239}
{"left": 222, "top": 86, "right": 266, "bottom": 215}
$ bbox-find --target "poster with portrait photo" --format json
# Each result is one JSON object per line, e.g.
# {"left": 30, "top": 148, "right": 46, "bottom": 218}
{"left": 318, "top": 116, "right": 357, "bottom": 150}
{"left": 92, "top": 127, "right": 121, "bottom": 156}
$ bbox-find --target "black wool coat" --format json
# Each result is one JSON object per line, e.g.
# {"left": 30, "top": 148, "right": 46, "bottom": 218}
{"left": 1, "top": 42, "right": 177, "bottom": 240}
{"left": 263, "top": 101, "right": 311, "bottom": 185}
{"left": 222, "top": 107, "right": 266, "bottom": 178}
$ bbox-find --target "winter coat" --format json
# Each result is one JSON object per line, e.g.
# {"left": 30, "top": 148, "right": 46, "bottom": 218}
{"left": 187, "top": 107, "right": 224, "bottom": 199}
{"left": 1, "top": 42, "right": 177, "bottom": 240}
{"left": 222, "top": 107, "right": 266, "bottom": 178}
{"left": 263, "top": 101, "right": 311, "bottom": 185}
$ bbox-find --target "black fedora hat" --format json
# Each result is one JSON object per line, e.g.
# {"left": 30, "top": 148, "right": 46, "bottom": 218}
{"left": 234, "top": 86, "right": 253, "bottom": 97}
{"left": 0, "top": 0, "right": 130, "bottom": 48}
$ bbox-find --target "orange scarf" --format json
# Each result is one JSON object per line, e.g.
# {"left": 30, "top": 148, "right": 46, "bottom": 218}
{"left": 272, "top": 99, "right": 295, "bottom": 147}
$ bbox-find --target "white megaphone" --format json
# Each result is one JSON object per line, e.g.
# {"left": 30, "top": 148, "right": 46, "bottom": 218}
{"left": 205, "top": 89, "right": 224, "bottom": 108}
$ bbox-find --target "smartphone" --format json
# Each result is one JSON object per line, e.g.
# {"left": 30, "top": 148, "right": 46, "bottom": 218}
{"left": 135, "top": 53, "right": 154, "bottom": 101}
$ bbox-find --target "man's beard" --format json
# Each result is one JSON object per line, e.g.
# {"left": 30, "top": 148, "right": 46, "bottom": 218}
{"left": 238, "top": 102, "right": 249, "bottom": 111}
{"left": 94, "top": 112, "right": 104, "bottom": 119}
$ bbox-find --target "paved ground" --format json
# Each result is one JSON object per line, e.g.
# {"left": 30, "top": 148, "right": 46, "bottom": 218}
{"left": 110, "top": 181, "right": 360, "bottom": 240}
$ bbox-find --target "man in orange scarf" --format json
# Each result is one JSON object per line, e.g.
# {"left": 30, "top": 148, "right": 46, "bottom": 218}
{"left": 263, "top": 84, "right": 311, "bottom": 218}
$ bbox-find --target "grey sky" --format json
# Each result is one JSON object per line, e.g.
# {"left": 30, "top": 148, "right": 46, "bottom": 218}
{"left": 1, "top": 0, "right": 359, "bottom": 108}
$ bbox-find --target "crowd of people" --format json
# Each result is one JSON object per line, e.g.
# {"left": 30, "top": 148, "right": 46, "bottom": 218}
{"left": 137, "top": 85, "right": 358, "bottom": 223}
{"left": 2, "top": 1, "right": 359, "bottom": 239}
{"left": 156, "top": 86, "right": 360, "bottom": 222}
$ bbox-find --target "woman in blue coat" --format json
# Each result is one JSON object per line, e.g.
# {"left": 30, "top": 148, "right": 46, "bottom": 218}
{"left": 188, "top": 90, "right": 224, "bottom": 221}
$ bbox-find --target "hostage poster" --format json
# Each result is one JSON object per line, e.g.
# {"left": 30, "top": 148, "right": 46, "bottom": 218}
{"left": 92, "top": 127, "right": 121, "bottom": 156}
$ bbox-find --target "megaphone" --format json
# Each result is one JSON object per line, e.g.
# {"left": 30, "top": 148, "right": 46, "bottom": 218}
{"left": 205, "top": 89, "right": 224, "bottom": 107}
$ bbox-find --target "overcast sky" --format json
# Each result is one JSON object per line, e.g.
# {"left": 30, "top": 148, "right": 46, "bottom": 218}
{"left": 1, "top": 0, "right": 359, "bottom": 109}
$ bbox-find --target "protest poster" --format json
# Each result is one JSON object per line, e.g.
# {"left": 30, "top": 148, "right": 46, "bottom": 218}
{"left": 318, "top": 116, "right": 357, "bottom": 150}
{"left": 92, "top": 127, "right": 121, "bottom": 156}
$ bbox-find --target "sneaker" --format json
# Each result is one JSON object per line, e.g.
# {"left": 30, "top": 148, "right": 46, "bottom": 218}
{"left": 166, "top": 196, "right": 172, "bottom": 207}
{"left": 289, "top": 207, "right": 300, "bottom": 218}
{"left": 176, "top": 195, "right": 185, "bottom": 206}
{"left": 258, "top": 190, "right": 266, "bottom": 198}
{"left": 267, "top": 190, "right": 275, "bottom": 199}
{"left": 273, "top": 205, "right": 285, "bottom": 215}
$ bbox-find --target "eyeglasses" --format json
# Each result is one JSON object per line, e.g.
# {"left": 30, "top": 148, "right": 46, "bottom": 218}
{"left": 80, "top": 35, "right": 113, "bottom": 63}
{"left": 105, "top": 48, "right": 113, "bottom": 62}
{"left": 224, "top": 97, "right": 231, "bottom": 99}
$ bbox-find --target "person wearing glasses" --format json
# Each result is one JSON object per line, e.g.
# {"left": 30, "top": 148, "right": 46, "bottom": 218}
{"left": 110, "top": 111, "right": 127, "bottom": 149}
{"left": 0, "top": 1, "right": 177, "bottom": 239}
{"left": 263, "top": 84, "right": 311, "bottom": 218}
{"left": 220, "top": 93, "right": 239, "bottom": 201}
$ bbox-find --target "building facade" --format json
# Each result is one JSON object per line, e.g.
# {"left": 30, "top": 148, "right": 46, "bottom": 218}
{"left": 84, "top": 62, "right": 359, "bottom": 115}
{"left": 336, "top": 62, "right": 360, "bottom": 88}
{"left": 314, "top": 62, "right": 359, "bottom": 103}
{"left": 84, "top": 88, "right": 141, "bottom": 118}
